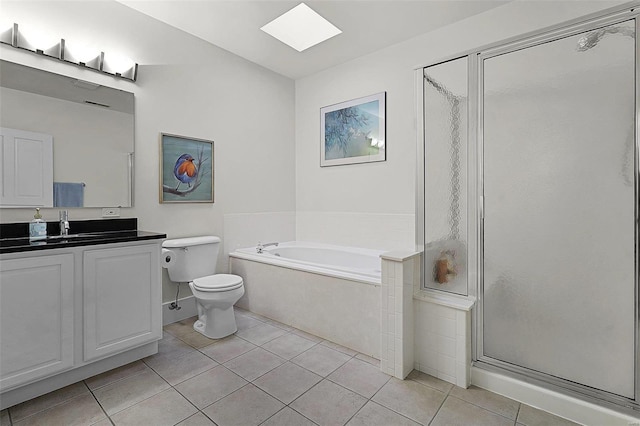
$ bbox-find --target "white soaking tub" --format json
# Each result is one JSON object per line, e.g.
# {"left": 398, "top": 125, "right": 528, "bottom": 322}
{"left": 229, "top": 241, "right": 381, "bottom": 357}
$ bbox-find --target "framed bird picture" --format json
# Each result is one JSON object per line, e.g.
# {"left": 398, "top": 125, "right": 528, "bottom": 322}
{"left": 159, "top": 133, "right": 214, "bottom": 203}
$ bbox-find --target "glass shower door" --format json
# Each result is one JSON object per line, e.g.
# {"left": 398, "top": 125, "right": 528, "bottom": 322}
{"left": 481, "top": 20, "right": 636, "bottom": 398}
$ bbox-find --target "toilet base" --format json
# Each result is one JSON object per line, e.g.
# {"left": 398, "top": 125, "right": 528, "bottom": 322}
{"left": 192, "top": 305, "right": 238, "bottom": 339}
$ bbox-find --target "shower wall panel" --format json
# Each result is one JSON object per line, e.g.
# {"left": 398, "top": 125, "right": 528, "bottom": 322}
{"left": 423, "top": 57, "right": 468, "bottom": 296}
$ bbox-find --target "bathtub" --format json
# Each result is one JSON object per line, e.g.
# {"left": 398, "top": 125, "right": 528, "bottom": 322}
{"left": 229, "top": 242, "right": 381, "bottom": 357}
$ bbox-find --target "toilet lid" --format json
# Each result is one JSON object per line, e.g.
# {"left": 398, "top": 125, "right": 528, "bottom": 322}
{"left": 193, "top": 274, "right": 243, "bottom": 292}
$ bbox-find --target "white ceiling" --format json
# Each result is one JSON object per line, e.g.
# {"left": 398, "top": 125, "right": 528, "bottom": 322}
{"left": 117, "top": 0, "right": 510, "bottom": 79}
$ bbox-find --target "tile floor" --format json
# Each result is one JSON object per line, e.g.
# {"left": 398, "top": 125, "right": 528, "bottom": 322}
{"left": 1, "top": 308, "right": 580, "bottom": 426}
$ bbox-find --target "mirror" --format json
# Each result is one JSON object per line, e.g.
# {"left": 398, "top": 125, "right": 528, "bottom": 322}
{"left": 0, "top": 60, "right": 134, "bottom": 208}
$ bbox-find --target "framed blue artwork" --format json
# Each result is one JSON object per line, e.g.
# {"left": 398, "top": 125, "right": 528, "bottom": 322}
{"left": 320, "top": 92, "right": 386, "bottom": 167}
{"left": 160, "top": 133, "right": 214, "bottom": 203}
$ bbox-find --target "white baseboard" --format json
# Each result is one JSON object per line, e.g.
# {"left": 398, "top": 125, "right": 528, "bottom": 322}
{"left": 471, "top": 366, "right": 640, "bottom": 426}
{"left": 162, "top": 296, "right": 197, "bottom": 325}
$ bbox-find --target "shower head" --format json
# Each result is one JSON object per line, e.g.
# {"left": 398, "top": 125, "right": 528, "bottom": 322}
{"left": 576, "top": 25, "right": 634, "bottom": 51}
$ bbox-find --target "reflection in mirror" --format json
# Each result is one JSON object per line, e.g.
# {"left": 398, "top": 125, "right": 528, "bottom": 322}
{"left": 0, "top": 60, "right": 134, "bottom": 208}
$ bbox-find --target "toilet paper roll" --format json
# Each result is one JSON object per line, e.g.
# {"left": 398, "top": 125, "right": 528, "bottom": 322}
{"left": 162, "top": 248, "right": 175, "bottom": 268}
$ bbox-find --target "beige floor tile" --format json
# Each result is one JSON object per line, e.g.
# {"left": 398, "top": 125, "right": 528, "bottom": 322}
{"left": 145, "top": 334, "right": 196, "bottom": 367}
{"left": 264, "top": 319, "right": 295, "bottom": 331}
{"left": 178, "top": 330, "right": 220, "bottom": 349}
{"left": 432, "top": 396, "right": 514, "bottom": 426}
{"left": 355, "top": 353, "right": 380, "bottom": 367}
{"left": 224, "top": 347, "right": 285, "bottom": 381}
{"left": 92, "top": 367, "right": 170, "bottom": 415}
{"left": 450, "top": 385, "right": 520, "bottom": 420}
{"left": 291, "top": 344, "right": 352, "bottom": 377}
{"left": 327, "top": 358, "right": 390, "bottom": 398}
{"left": 85, "top": 361, "right": 148, "bottom": 390}
{"left": 291, "top": 329, "right": 324, "bottom": 343}
{"left": 320, "top": 340, "right": 358, "bottom": 356}
{"left": 372, "top": 377, "right": 446, "bottom": 425}
{"left": 235, "top": 314, "right": 262, "bottom": 331}
{"left": 110, "top": 388, "right": 197, "bottom": 426}
{"left": 254, "top": 362, "right": 322, "bottom": 404}
{"left": 164, "top": 319, "right": 198, "bottom": 339}
{"left": 13, "top": 394, "right": 106, "bottom": 426}
{"left": 90, "top": 418, "right": 113, "bottom": 426}
{"left": 148, "top": 350, "right": 218, "bottom": 386}
{"left": 235, "top": 323, "right": 288, "bottom": 346}
{"left": 262, "top": 333, "right": 318, "bottom": 360}
{"left": 291, "top": 379, "right": 367, "bottom": 426}
{"left": 176, "top": 411, "right": 216, "bottom": 426}
{"left": 176, "top": 412, "right": 216, "bottom": 426}
{"left": 407, "top": 370, "right": 454, "bottom": 393}
{"left": 199, "top": 335, "right": 256, "bottom": 364}
{"left": 1, "top": 409, "right": 10, "bottom": 426}
{"left": 202, "top": 384, "right": 284, "bottom": 426}
{"left": 261, "top": 407, "right": 316, "bottom": 426}
{"left": 175, "top": 365, "right": 247, "bottom": 409}
{"left": 238, "top": 311, "right": 271, "bottom": 322}
{"left": 9, "top": 381, "right": 89, "bottom": 422}
{"left": 517, "top": 404, "right": 581, "bottom": 426}
{"left": 347, "top": 401, "right": 420, "bottom": 426}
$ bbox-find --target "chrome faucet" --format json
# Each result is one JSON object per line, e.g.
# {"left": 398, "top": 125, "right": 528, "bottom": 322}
{"left": 256, "top": 241, "right": 278, "bottom": 253}
{"left": 59, "top": 210, "right": 70, "bottom": 236}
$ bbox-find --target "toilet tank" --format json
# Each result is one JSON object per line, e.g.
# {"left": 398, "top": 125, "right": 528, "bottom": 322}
{"left": 162, "top": 236, "right": 221, "bottom": 282}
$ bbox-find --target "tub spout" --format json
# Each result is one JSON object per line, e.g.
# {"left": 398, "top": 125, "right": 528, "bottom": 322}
{"left": 256, "top": 241, "right": 278, "bottom": 253}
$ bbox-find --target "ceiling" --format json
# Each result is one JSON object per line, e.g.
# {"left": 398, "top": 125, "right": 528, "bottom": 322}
{"left": 117, "top": 0, "right": 511, "bottom": 79}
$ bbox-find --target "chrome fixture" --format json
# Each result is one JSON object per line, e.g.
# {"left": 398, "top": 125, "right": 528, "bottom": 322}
{"left": 256, "top": 241, "right": 279, "bottom": 253}
{"left": 59, "top": 210, "right": 69, "bottom": 236}
{"left": 0, "top": 23, "right": 138, "bottom": 81}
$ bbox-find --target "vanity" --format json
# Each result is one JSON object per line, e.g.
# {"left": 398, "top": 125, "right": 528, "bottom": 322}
{"left": 0, "top": 218, "right": 165, "bottom": 409}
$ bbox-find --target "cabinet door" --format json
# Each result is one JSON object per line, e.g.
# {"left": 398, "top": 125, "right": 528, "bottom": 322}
{"left": 83, "top": 244, "right": 161, "bottom": 361}
{"left": 0, "top": 254, "right": 74, "bottom": 391}
{"left": 0, "top": 127, "right": 53, "bottom": 207}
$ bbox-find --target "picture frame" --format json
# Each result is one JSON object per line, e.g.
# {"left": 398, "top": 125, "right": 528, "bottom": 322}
{"left": 159, "top": 133, "right": 214, "bottom": 203}
{"left": 320, "top": 92, "right": 386, "bottom": 167}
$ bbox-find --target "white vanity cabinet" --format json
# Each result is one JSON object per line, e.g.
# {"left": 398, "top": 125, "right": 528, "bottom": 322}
{"left": 83, "top": 244, "right": 161, "bottom": 361}
{"left": 0, "top": 254, "right": 74, "bottom": 390}
{"left": 0, "top": 238, "right": 163, "bottom": 409}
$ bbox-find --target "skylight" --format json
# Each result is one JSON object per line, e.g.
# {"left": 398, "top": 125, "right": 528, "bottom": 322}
{"left": 260, "top": 3, "right": 342, "bottom": 52}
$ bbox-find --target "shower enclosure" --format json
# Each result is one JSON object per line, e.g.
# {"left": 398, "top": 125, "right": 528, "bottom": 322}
{"left": 418, "top": 6, "right": 639, "bottom": 410}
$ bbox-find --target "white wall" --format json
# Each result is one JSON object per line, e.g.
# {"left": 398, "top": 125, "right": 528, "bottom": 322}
{"left": 294, "top": 0, "right": 628, "bottom": 252}
{"left": 0, "top": 0, "right": 296, "bottom": 302}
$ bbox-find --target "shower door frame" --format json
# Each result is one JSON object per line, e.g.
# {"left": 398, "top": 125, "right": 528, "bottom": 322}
{"left": 415, "top": 3, "right": 640, "bottom": 412}
{"left": 475, "top": 8, "right": 639, "bottom": 410}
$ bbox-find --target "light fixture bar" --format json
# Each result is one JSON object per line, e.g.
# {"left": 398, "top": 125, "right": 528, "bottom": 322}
{"left": 0, "top": 23, "right": 138, "bottom": 82}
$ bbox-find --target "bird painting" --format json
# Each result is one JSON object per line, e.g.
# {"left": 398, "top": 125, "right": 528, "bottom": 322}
{"left": 173, "top": 154, "right": 198, "bottom": 190}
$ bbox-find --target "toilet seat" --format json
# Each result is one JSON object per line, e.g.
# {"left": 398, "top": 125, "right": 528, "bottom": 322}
{"left": 192, "top": 274, "right": 243, "bottom": 292}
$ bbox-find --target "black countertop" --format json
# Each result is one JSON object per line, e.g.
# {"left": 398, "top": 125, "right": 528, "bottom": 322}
{"left": 0, "top": 218, "right": 166, "bottom": 254}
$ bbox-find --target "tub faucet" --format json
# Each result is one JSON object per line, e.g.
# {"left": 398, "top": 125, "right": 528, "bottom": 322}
{"left": 59, "top": 210, "right": 70, "bottom": 236}
{"left": 256, "top": 241, "right": 278, "bottom": 253}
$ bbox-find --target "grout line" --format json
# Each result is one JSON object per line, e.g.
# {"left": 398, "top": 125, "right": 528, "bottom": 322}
{"left": 446, "top": 394, "right": 519, "bottom": 422}
{"left": 86, "top": 387, "right": 112, "bottom": 425}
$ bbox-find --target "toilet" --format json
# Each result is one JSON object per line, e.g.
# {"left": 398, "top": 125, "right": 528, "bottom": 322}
{"left": 161, "top": 236, "right": 244, "bottom": 339}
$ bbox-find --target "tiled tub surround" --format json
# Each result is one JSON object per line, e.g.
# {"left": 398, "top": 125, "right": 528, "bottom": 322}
{"left": 0, "top": 308, "right": 582, "bottom": 426}
{"left": 230, "top": 251, "right": 380, "bottom": 358}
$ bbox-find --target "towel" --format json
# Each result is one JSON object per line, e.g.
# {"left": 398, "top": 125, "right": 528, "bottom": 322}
{"left": 53, "top": 182, "right": 84, "bottom": 207}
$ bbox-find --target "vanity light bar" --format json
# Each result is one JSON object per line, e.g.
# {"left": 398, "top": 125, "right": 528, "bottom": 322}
{"left": 0, "top": 23, "right": 138, "bottom": 82}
